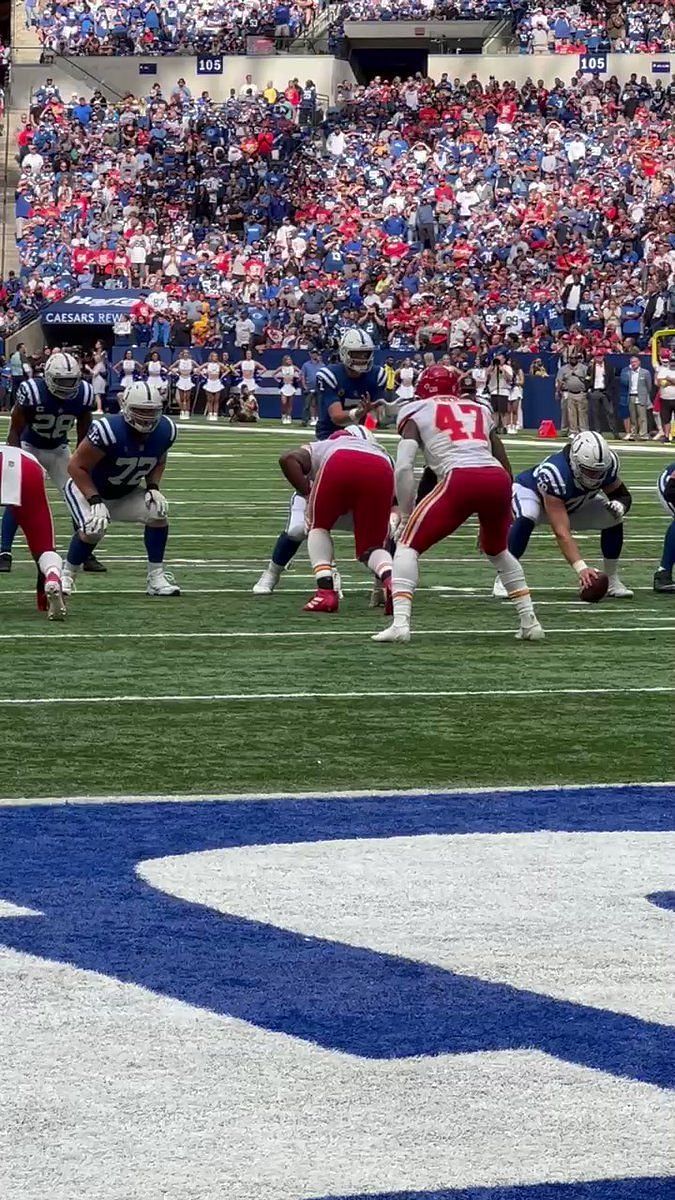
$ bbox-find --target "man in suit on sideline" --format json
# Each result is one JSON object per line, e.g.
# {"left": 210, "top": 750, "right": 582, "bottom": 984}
{"left": 587, "top": 349, "right": 620, "bottom": 436}
{"left": 619, "top": 355, "right": 653, "bottom": 440}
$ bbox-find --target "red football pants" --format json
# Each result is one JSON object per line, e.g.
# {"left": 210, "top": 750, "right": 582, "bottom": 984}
{"left": 308, "top": 449, "right": 395, "bottom": 558}
{"left": 401, "top": 465, "right": 512, "bottom": 556}
{"left": 1, "top": 451, "right": 56, "bottom": 560}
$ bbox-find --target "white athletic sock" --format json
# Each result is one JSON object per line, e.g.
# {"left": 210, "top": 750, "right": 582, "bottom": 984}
{"left": 367, "top": 547, "right": 393, "bottom": 579}
{"left": 38, "top": 550, "right": 62, "bottom": 579}
{"left": 391, "top": 545, "right": 419, "bottom": 626}
{"left": 266, "top": 559, "right": 283, "bottom": 579}
{"left": 307, "top": 528, "right": 335, "bottom": 588}
{"left": 488, "top": 550, "right": 535, "bottom": 620}
{"left": 603, "top": 557, "right": 619, "bottom": 579}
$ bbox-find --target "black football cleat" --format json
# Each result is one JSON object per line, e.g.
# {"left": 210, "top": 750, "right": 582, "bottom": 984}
{"left": 0, "top": 551, "right": 12, "bottom": 572}
{"left": 653, "top": 568, "right": 675, "bottom": 593}
{"left": 83, "top": 554, "right": 107, "bottom": 573}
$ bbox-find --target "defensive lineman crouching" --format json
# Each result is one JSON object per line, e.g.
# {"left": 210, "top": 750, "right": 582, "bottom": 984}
{"left": 279, "top": 426, "right": 394, "bottom": 612}
{"left": 62, "top": 382, "right": 180, "bottom": 597}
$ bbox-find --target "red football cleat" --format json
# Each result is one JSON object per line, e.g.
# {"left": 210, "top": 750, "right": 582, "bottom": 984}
{"left": 303, "top": 588, "right": 339, "bottom": 613}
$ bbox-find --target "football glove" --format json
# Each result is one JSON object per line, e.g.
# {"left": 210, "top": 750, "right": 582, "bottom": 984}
{"left": 607, "top": 499, "right": 626, "bottom": 520}
{"left": 145, "top": 488, "right": 169, "bottom": 518}
{"left": 86, "top": 501, "right": 110, "bottom": 536}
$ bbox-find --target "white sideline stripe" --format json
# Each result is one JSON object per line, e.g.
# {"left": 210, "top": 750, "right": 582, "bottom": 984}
{"left": 2, "top": 780, "right": 674, "bottom": 807}
{"left": 2, "top": 684, "right": 674, "bottom": 708}
{"left": 0, "top": 585, "right": 661, "bottom": 596}
{"left": 1, "top": 411, "right": 668, "bottom": 453}
{"left": 0, "top": 624, "right": 673, "bottom": 643}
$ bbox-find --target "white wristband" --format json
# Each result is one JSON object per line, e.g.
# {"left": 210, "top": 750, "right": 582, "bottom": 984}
{"left": 572, "top": 560, "right": 588, "bottom": 575}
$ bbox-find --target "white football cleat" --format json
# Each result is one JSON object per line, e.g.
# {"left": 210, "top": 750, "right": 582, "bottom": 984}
{"left": 45, "top": 578, "right": 66, "bottom": 621}
{"left": 61, "top": 566, "right": 77, "bottom": 596}
{"left": 606, "top": 577, "right": 634, "bottom": 599}
{"left": 253, "top": 566, "right": 281, "bottom": 594}
{"left": 493, "top": 576, "right": 508, "bottom": 598}
{"left": 516, "top": 617, "right": 545, "bottom": 642}
{"left": 147, "top": 567, "right": 181, "bottom": 597}
{"left": 372, "top": 623, "right": 411, "bottom": 644}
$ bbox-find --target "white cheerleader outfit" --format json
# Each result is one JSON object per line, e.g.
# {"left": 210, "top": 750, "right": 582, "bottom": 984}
{"left": 175, "top": 358, "right": 194, "bottom": 392}
{"left": 203, "top": 362, "right": 223, "bottom": 393}
{"left": 92, "top": 358, "right": 107, "bottom": 397}
{"left": 279, "top": 364, "right": 296, "bottom": 397}
{"left": 240, "top": 360, "right": 258, "bottom": 391}
{"left": 146, "top": 359, "right": 166, "bottom": 400}
{"left": 396, "top": 365, "right": 415, "bottom": 400}
{"left": 120, "top": 359, "right": 136, "bottom": 382}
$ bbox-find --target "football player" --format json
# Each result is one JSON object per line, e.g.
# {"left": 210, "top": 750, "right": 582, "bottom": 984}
{"left": 0, "top": 445, "right": 65, "bottom": 619}
{"left": 279, "top": 426, "right": 394, "bottom": 613}
{"left": 654, "top": 462, "right": 675, "bottom": 593}
{"left": 374, "top": 366, "right": 543, "bottom": 644}
{"left": 252, "top": 329, "right": 388, "bottom": 595}
{"left": 0, "top": 352, "right": 105, "bottom": 574}
{"left": 494, "top": 432, "right": 633, "bottom": 599}
{"left": 61, "top": 381, "right": 180, "bottom": 597}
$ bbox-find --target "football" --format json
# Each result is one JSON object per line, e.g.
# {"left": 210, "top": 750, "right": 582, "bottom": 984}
{"left": 579, "top": 572, "right": 609, "bottom": 604}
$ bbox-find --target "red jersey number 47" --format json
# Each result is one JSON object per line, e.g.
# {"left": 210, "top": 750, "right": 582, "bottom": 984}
{"left": 435, "top": 401, "right": 486, "bottom": 441}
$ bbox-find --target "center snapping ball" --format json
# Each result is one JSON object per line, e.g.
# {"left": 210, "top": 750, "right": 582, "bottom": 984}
{"left": 579, "top": 571, "right": 609, "bottom": 603}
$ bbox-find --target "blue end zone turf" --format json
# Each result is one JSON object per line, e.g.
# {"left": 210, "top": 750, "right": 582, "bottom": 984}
{"left": 0, "top": 785, "right": 672, "bottom": 1092}
{"left": 314, "top": 1182, "right": 675, "bottom": 1200}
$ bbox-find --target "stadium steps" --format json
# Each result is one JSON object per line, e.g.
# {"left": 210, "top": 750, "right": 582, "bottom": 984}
{"left": 12, "top": 0, "right": 42, "bottom": 62}
{"left": 0, "top": 109, "right": 21, "bottom": 278}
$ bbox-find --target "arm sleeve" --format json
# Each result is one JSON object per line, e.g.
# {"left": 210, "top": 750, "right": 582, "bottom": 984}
{"left": 395, "top": 437, "right": 418, "bottom": 518}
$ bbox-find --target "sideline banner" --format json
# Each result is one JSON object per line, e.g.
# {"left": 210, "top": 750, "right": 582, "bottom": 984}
{"left": 41, "top": 290, "right": 148, "bottom": 326}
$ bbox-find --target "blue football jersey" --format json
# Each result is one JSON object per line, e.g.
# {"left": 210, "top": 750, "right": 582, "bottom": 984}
{"left": 315, "top": 363, "right": 387, "bottom": 440}
{"left": 86, "top": 413, "right": 177, "bottom": 500}
{"left": 658, "top": 462, "right": 675, "bottom": 515}
{"left": 518, "top": 447, "right": 619, "bottom": 513}
{"left": 18, "top": 377, "right": 95, "bottom": 450}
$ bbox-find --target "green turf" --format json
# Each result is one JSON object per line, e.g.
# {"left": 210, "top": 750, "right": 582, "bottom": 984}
{"left": 2, "top": 418, "right": 673, "bottom": 798}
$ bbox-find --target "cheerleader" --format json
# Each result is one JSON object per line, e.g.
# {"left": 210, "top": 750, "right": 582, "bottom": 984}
{"left": 275, "top": 354, "right": 299, "bottom": 425}
{"left": 200, "top": 352, "right": 226, "bottom": 423}
{"left": 395, "top": 359, "right": 416, "bottom": 402}
{"left": 170, "top": 349, "right": 198, "bottom": 421}
{"left": 144, "top": 351, "right": 168, "bottom": 408}
{"left": 114, "top": 349, "right": 139, "bottom": 397}
{"left": 236, "top": 349, "right": 265, "bottom": 398}
{"left": 91, "top": 341, "right": 109, "bottom": 415}
{"left": 507, "top": 364, "right": 524, "bottom": 435}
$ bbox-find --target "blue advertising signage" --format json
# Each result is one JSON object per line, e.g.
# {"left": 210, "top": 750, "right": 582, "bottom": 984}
{"left": 197, "top": 55, "right": 224, "bottom": 75}
{"left": 41, "top": 289, "right": 148, "bottom": 326}
{"left": 579, "top": 52, "right": 607, "bottom": 74}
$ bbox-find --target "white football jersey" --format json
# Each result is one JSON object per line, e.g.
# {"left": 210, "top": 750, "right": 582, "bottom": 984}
{"left": 397, "top": 395, "right": 499, "bottom": 477}
{"left": 305, "top": 434, "right": 391, "bottom": 480}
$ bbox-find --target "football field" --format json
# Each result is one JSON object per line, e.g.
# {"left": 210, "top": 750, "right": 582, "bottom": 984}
{"left": 1, "top": 421, "right": 673, "bottom": 1200}
{"left": 1, "top": 421, "right": 674, "bottom": 799}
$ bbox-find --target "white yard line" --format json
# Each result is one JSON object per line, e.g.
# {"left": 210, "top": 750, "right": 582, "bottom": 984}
{"left": 0, "top": 624, "right": 672, "bottom": 643}
{"left": 2, "top": 781, "right": 673, "bottom": 807}
{"left": 1, "top": 684, "right": 674, "bottom": 707}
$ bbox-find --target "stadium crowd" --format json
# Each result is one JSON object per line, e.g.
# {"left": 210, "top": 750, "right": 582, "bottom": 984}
{"left": 29, "top": 0, "right": 319, "bottom": 56}
{"left": 516, "top": 0, "right": 675, "bottom": 54}
{"left": 4, "top": 69, "right": 675, "bottom": 387}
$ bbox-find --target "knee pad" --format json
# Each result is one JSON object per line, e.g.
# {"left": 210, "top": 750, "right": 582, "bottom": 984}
{"left": 146, "top": 518, "right": 169, "bottom": 529}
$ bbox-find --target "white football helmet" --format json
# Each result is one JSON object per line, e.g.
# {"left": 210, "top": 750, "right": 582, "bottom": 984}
{"left": 343, "top": 424, "right": 376, "bottom": 444}
{"left": 569, "top": 432, "right": 614, "bottom": 490}
{"left": 120, "top": 381, "right": 163, "bottom": 434}
{"left": 44, "top": 351, "right": 81, "bottom": 400}
{"left": 339, "top": 328, "right": 374, "bottom": 376}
